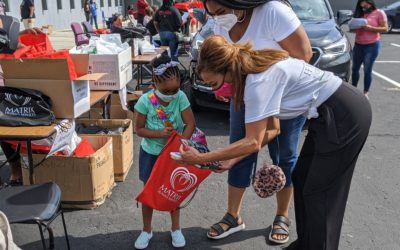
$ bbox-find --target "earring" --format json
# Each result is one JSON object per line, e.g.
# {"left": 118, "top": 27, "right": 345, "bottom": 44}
{"left": 237, "top": 10, "right": 246, "bottom": 23}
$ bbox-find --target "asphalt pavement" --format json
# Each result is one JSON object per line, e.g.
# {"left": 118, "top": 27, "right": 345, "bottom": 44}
{"left": 1, "top": 30, "right": 400, "bottom": 250}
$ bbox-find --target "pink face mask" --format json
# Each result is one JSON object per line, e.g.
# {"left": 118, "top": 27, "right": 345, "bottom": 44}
{"left": 213, "top": 82, "right": 233, "bottom": 98}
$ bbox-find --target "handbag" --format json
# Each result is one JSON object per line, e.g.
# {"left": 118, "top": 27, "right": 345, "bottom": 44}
{"left": 136, "top": 132, "right": 212, "bottom": 211}
{"left": 253, "top": 163, "right": 286, "bottom": 198}
{"left": 0, "top": 86, "right": 55, "bottom": 126}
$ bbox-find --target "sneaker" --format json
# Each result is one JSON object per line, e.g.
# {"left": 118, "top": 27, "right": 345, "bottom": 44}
{"left": 134, "top": 231, "right": 153, "bottom": 249}
{"left": 171, "top": 229, "right": 186, "bottom": 248}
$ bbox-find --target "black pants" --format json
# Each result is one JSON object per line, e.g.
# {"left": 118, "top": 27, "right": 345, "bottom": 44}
{"left": 290, "top": 83, "right": 372, "bottom": 250}
{"left": 0, "top": 142, "right": 20, "bottom": 163}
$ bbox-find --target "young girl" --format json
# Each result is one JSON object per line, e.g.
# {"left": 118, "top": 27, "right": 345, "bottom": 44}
{"left": 134, "top": 54, "right": 196, "bottom": 249}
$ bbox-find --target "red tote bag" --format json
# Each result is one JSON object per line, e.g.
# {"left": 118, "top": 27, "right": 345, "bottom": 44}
{"left": 136, "top": 132, "right": 212, "bottom": 212}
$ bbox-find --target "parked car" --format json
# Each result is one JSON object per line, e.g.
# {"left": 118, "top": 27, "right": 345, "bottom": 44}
{"left": 382, "top": 1, "right": 400, "bottom": 33}
{"left": 184, "top": 0, "right": 353, "bottom": 111}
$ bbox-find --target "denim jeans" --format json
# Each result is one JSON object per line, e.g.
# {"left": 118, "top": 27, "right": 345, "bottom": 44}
{"left": 352, "top": 41, "right": 381, "bottom": 92}
{"left": 90, "top": 15, "right": 98, "bottom": 29}
{"left": 267, "top": 115, "right": 306, "bottom": 187}
{"left": 228, "top": 103, "right": 258, "bottom": 188}
{"left": 159, "top": 31, "right": 179, "bottom": 62}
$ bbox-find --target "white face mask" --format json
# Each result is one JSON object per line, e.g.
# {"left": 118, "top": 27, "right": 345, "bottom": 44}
{"left": 214, "top": 12, "right": 238, "bottom": 31}
{"left": 155, "top": 89, "right": 178, "bottom": 103}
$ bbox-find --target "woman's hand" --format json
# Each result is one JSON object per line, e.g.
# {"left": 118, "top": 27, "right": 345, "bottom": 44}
{"left": 178, "top": 145, "right": 203, "bottom": 166}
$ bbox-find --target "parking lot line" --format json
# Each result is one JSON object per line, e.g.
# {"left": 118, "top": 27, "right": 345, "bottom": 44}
{"left": 391, "top": 43, "right": 400, "bottom": 48}
{"left": 372, "top": 70, "right": 400, "bottom": 88}
{"left": 375, "top": 61, "right": 400, "bottom": 63}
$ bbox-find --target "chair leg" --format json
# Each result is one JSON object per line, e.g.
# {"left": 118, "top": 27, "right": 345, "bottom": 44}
{"left": 37, "top": 223, "right": 47, "bottom": 250}
{"left": 61, "top": 210, "right": 71, "bottom": 250}
{"left": 47, "top": 226, "right": 54, "bottom": 249}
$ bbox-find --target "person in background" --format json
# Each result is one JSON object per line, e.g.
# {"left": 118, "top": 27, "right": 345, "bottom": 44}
{"left": 137, "top": 0, "right": 149, "bottom": 25}
{"left": 0, "top": 0, "right": 6, "bottom": 16}
{"left": 143, "top": 7, "right": 153, "bottom": 26}
{"left": 351, "top": 0, "right": 388, "bottom": 98}
{"left": 89, "top": 0, "right": 98, "bottom": 29}
{"left": 84, "top": 0, "right": 91, "bottom": 22}
{"left": 202, "top": 0, "right": 312, "bottom": 244}
{"left": 20, "top": 0, "right": 35, "bottom": 29}
{"left": 134, "top": 53, "right": 196, "bottom": 249}
{"left": 111, "top": 14, "right": 123, "bottom": 31}
{"left": 154, "top": 0, "right": 182, "bottom": 62}
{"left": 145, "top": 6, "right": 158, "bottom": 36}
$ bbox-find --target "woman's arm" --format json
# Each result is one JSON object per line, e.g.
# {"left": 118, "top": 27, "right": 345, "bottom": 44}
{"left": 179, "top": 117, "right": 269, "bottom": 165}
{"left": 363, "top": 21, "right": 388, "bottom": 33}
{"left": 279, "top": 26, "right": 313, "bottom": 62}
{"left": 181, "top": 107, "right": 196, "bottom": 139}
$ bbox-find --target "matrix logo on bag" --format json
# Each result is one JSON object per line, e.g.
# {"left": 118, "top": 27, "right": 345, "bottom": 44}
{"left": 4, "top": 93, "right": 35, "bottom": 117}
{"left": 158, "top": 167, "right": 198, "bottom": 203}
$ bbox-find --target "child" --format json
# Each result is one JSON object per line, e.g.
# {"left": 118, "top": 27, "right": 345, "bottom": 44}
{"left": 134, "top": 53, "right": 196, "bottom": 249}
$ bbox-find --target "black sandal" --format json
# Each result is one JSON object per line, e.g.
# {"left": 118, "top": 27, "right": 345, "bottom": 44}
{"left": 269, "top": 215, "right": 290, "bottom": 244}
{"left": 207, "top": 213, "right": 246, "bottom": 240}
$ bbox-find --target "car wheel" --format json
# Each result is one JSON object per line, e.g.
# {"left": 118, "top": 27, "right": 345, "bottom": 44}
{"left": 183, "top": 81, "right": 201, "bottom": 112}
{"left": 388, "top": 18, "right": 394, "bottom": 33}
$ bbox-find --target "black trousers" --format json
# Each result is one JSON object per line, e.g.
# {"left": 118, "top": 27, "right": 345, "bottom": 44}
{"left": 290, "top": 83, "right": 372, "bottom": 250}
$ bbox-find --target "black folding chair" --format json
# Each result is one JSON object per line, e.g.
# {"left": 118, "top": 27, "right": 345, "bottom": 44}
{"left": 0, "top": 182, "right": 70, "bottom": 250}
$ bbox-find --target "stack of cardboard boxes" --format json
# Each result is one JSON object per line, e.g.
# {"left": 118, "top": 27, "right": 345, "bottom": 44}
{"left": 0, "top": 47, "right": 142, "bottom": 209}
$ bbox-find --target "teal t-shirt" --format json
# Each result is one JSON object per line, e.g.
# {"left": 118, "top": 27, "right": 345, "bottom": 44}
{"left": 134, "top": 90, "right": 190, "bottom": 155}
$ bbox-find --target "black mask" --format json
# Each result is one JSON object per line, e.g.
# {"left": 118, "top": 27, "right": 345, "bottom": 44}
{"left": 362, "top": 7, "right": 374, "bottom": 14}
{"left": 0, "top": 15, "right": 20, "bottom": 54}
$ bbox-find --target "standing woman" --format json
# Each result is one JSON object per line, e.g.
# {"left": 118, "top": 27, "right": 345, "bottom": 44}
{"left": 84, "top": 0, "right": 91, "bottom": 22}
{"left": 154, "top": 0, "right": 182, "bottom": 62}
{"left": 202, "top": 0, "right": 312, "bottom": 244}
{"left": 89, "top": 0, "right": 98, "bottom": 29}
{"left": 179, "top": 35, "right": 372, "bottom": 250}
{"left": 351, "top": 0, "right": 388, "bottom": 98}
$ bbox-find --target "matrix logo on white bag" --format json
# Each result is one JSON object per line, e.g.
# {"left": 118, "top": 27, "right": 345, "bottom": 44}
{"left": 4, "top": 93, "right": 35, "bottom": 117}
{"left": 158, "top": 167, "right": 198, "bottom": 203}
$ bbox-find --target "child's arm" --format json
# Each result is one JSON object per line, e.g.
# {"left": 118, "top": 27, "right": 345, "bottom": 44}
{"left": 135, "top": 112, "right": 173, "bottom": 138}
{"left": 181, "top": 107, "right": 196, "bottom": 139}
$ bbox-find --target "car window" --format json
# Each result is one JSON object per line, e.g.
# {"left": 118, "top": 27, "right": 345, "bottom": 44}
{"left": 289, "top": 0, "right": 330, "bottom": 21}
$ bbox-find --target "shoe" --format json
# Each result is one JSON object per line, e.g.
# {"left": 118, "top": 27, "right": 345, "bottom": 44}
{"left": 171, "top": 229, "right": 186, "bottom": 248}
{"left": 134, "top": 231, "right": 153, "bottom": 249}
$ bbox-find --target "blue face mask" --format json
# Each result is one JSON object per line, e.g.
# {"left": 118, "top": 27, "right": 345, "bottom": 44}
{"left": 154, "top": 89, "right": 178, "bottom": 103}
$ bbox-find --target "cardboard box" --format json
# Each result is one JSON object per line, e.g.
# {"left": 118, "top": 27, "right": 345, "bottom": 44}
{"left": 21, "top": 136, "right": 115, "bottom": 209}
{"left": 76, "top": 119, "right": 134, "bottom": 182}
{"left": 0, "top": 58, "right": 104, "bottom": 119}
{"left": 70, "top": 47, "right": 133, "bottom": 90}
{"left": 81, "top": 92, "right": 142, "bottom": 130}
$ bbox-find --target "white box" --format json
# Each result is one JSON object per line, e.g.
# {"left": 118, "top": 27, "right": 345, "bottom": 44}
{"left": 70, "top": 47, "right": 132, "bottom": 91}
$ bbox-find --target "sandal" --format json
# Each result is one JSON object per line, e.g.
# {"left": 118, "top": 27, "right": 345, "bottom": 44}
{"left": 207, "top": 213, "right": 245, "bottom": 240}
{"left": 269, "top": 215, "right": 290, "bottom": 244}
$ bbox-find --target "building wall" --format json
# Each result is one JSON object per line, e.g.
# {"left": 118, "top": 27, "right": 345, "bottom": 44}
{"left": 4, "top": 0, "right": 125, "bottom": 30}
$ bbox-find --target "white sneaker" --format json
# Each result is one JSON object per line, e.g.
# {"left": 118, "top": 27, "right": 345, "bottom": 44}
{"left": 134, "top": 231, "right": 153, "bottom": 249}
{"left": 171, "top": 229, "right": 186, "bottom": 248}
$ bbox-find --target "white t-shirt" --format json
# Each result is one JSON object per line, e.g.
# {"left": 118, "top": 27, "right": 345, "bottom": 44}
{"left": 214, "top": 1, "right": 301, "bottom": 50}
{"left": 244, "top": 58, "right": 342, "bottom": 123}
